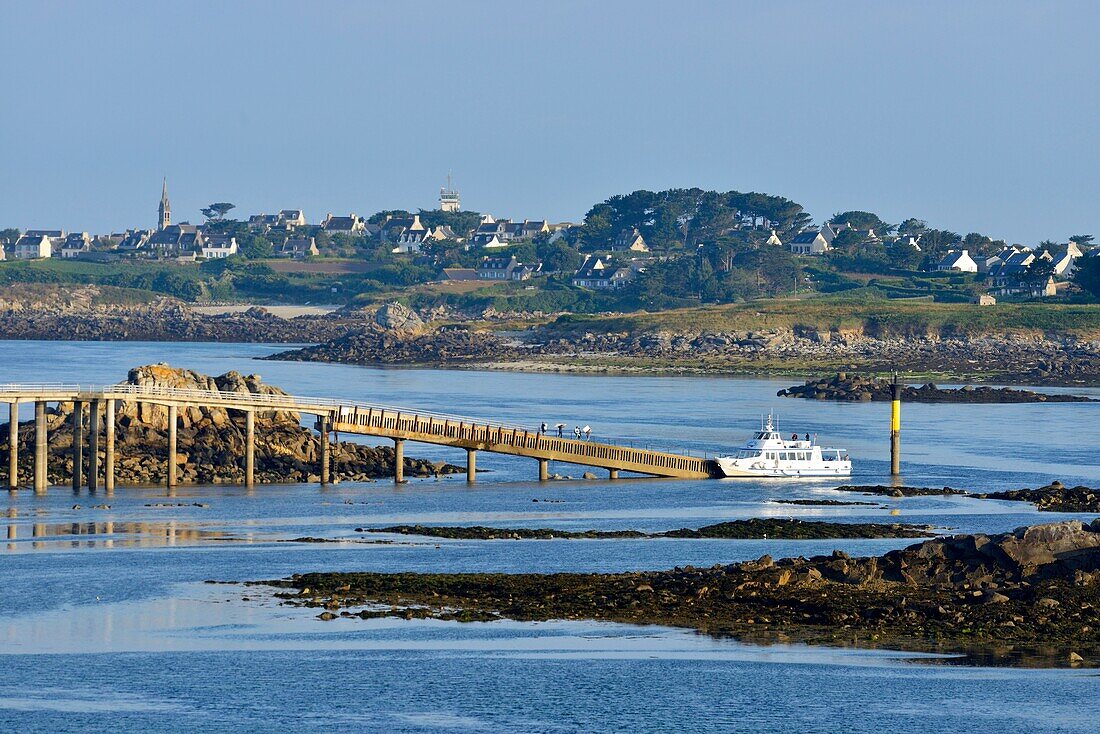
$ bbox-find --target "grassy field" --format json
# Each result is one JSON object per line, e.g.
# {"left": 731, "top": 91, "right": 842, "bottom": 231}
{"left": 548, "top": 291, "right": 1100, "bottom": 339}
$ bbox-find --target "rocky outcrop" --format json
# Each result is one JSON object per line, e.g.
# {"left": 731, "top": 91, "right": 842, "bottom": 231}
{"left": 265, "top": 521, "right": 1100, "bottom": 664}
{"left": 975, "top": 482, "right": 1100, "bottom": 513}
{"left": 0, "top": 365, "right": 459, "bottom": 486}
{"left": 373, "top": 302, "right": 425, "bottom": 333}
{"left": 264, "top": 325, "right": 514, "bottom": 365}
{"left": 778, "top": 373, "right": 1094, "bottom": 402}
{"left": 362, "top": 519, "right": 935, "bottom": 541}
{"left": 0, "top": 285, "right": 356, "bottom": 343}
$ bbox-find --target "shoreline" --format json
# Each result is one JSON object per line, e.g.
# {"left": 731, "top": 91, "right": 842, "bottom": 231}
{"left": 254, "top": 520, "right": 1100, "bottom": 668}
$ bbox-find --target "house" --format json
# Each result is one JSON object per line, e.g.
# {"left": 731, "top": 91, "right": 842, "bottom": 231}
{"left": 992, "top": 276, "right": 1058, "bottom": 299}
{"left": 389, "top": 215, "right": 431, "bottom": 254}
{"left": 516, "top": 219, "right": 550, "bottom": 239}
{"left": 972, "top": 294, "right": 997, "bottom": 306}
{"left": 59, "top": 232, "right": 92, "bottom": 259}
{"left": 764, "top": 230, "right": 783, "bottom": 247}
{"left": 511, "top": 262, "right": 541, "bottom": 281}
{"left": 820, "top": 221, "right": 849, "bottom": 245}
{"left": 278, "top": 209, "right": 307, "bottom": 228}
{"left": 274, "top": 237, "right": 319, "bottom": 259}
{"left": 987, "top": 250, "right": 1037, "bottom": 288}
{"left": 429, "top": 225, "right": 461, "bottom": 242}
{"left": 935, "top": 249, "right": 978, "bottom": 273}
{"left": 789, "top": 230, "right": 831, "bottom": 255}
{"left": 612, "top": 227, "right": 649, "bottom": 252}
{"left": 148, "top": 223, "right": 203, "bottom": 253}
{"left": 478, "top": 256, "right": 521, "bottom": 280}
{"left": 321, "top": 213, "right": 366, "bottom": 235}
{"left": 1049, "top": 246, "right": 1080, "bottom": 277}
{"left": 12, "top": 234, "right": 53, "bottom": 260}
{"left": 201, "top": 235, "right": 238, "bottom": 259}
{"left": 116, "top": 229, "right": 154, "bottom": 254}
{"left": 571, "top": 255, "right": 642, "bottom": 289}
{"left": 476, "top": 234, "right": 509, "bottom": 249}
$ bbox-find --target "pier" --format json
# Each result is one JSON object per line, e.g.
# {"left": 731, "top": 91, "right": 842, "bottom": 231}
{"left": 0, "top": 384, "right": 715, "bottom": 490}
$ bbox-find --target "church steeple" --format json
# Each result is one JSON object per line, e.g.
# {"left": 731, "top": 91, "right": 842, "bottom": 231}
{"left": 158, "top": 178, "right": 171, "bottom": 230}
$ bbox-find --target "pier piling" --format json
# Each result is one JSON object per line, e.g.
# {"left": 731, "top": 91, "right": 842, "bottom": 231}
{"left": 466, "top": 449, "right": 477, "bottom": 483}
{"left": 71, "top": 400, "right": 84, "bottom": 491}
{"left": 393, "top": 438, "right": 405, "bottom": 483}
{"left": 104, "top": 399, "right": 115, "bottom": 494}
{"left": 167, "top": 404, "right": 178, "bottom": 489}
{"left": 609, "top": 469, "right": 619, "bottom": 480}
{"left": 89, "top": 399, "right": 101, "bottom": 491}
{"left": 34, "top": 401, "right": 47, "bottom": 492}
{"left": 7, "top": 401, "right": 17, "bottom": 491}
{"left": 318, "top": 415, "right": 330, "bottom": 485}
{"left": 245, "top": 410, "right": 255, "bottom": 487}
{"left": 538, "top": 458, "right": 548, "bottom": 482}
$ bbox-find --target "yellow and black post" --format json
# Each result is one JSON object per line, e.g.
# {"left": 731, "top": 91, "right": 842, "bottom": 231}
{"left": 890, "top": 372, "right": 902, "bottom": 476}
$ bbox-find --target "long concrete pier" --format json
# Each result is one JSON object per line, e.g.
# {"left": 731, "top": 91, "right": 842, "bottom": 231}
{"left": 1, "top": 383, "right": 716, "bottom": 490}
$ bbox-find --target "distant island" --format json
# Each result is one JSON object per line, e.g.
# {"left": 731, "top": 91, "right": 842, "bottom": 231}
{"left": 4, "top": 184, "right": 1100, "bottom": 385}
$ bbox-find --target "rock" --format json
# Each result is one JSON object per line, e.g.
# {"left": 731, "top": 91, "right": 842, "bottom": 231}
{"left": 582, "top": 472, "right": 598, "bottom": 480}
{"left": 1068, "top": 652, "right": 1085, "bottom": 663}
{"left": 374, "top": 302, "right": 424, "bottom": 333}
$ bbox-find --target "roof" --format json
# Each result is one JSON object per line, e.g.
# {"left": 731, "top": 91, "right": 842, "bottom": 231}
{"left": 791, "top": 230, "right": 823, "bottom": 244}
{"left": 479, "top": 256, "right": 518, "bottom": 270}
{"left": 443, "top": 268, "right": 479, "bottom": 281}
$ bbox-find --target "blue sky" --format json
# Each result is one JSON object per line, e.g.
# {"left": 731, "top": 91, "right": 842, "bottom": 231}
{"left": 1, "top": 0, "right": 1097, "bottom": 243}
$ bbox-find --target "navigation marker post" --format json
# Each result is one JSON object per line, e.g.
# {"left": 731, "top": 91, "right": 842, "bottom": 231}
{"left": 890, "top": 372, "right": 902, "bottom": 476}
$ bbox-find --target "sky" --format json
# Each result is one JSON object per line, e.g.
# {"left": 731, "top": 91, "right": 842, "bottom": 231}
{"left": 1, "top": 0, "right": 1097, "bottom": 244}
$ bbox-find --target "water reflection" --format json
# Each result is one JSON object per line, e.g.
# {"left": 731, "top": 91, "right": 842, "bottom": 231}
{"left": 5, "top": 519, "right": 245, "bottom": 550}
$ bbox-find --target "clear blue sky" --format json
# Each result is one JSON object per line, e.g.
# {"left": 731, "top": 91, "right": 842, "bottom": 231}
{"left": 1, "top": 0, "right": 1097, "bottom": 244}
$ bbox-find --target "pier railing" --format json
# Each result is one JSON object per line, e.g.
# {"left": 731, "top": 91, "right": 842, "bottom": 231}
{"left": 0, "top": 383, "right": 715, "bottom": 479}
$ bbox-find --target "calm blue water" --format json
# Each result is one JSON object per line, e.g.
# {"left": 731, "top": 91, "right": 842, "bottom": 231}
{"left": 2, "top": 340, "right": 1099, "bottom": 732}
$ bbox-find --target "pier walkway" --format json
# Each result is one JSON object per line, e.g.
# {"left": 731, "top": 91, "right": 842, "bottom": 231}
{"left": 0, "top": 384, "right": 715, "bottom": 491}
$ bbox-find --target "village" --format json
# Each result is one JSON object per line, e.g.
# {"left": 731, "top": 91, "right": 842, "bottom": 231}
{"left": 1, "top": 178, "right": 1097, "bottom": 305}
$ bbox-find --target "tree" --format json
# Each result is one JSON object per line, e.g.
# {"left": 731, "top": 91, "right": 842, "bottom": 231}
{"left": 238, "top": 233, "right": 273, "bottom": 259}
{"left": 1070, "top": 234, "right": 1094, "bottom": 248}
{"left": 1023, "top": 256, "right": 1054, "bottom": 284}
{"left": 1073, "top": 255, "right": 1100, "bottom": 298}
{"left": 0, "top": 227, "right": 19, "bottom": 243}
{"left": 536, "top": 239, "right": 584, "bottom": 273}
{"left": 367, "top": 209, "right": 410, "bottom": 225}
{"left": 201, "top": 202, "right": 236, "bottom": 222}
{"left": 897, "top": 218, "right": 927, "bottom": 238}
{"left": 830, "top": 211, "right": 894, "bottom": 236}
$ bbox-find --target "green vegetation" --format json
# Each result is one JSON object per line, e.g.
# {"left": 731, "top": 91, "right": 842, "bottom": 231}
{"left": 548, "top": 291, "right": 1100, "bottom": 339}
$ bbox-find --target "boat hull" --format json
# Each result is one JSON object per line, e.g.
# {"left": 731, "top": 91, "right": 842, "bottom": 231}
{"left": 714, "top": 457, "right": 851, "bottom": 478}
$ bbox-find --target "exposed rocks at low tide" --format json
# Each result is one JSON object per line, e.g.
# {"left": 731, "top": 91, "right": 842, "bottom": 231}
{"left": 834, "top": 485, "right": 967, "bottom": 498}
{"left": 975, "top": 482, "right": 1100, "bottom": 513}
{"left": 264, "top": 325, "right": 511, "bottom": 365}
{"left": 0, "top": 364, "right": 458, "bottom": 487}
{"left": 778, "top": 373, "right": 1094, "bottom": 402}
{"left": 364, "top": 519, "right": 934, "bottom": 541}
{"left": 262, "top": 521, "right": 1100, "bottom": 665}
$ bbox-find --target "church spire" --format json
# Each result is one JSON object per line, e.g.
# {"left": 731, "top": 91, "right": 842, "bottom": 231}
{"left": 158, "top": 178, "right": 171, "bottom": 230}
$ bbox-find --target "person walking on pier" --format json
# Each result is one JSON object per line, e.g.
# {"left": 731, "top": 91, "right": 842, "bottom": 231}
{"left": 556, "top": 423, "right": 564, "bottom": 438}
{"left": 574, "top": 426, "right": 582, "bottom": 440}
{"left": 583, "top": 425, "right": 591, "bottom": 441}
{"left": 541, "top": 422, "right": 548, "bottom": 435}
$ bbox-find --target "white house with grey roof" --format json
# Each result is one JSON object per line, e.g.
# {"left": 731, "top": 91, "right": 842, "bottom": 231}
{"left": 12, "top": 234, "right": 53, "bottom": 259}
{"left": 935, "top": 249, "right": 978, "bottom": 273}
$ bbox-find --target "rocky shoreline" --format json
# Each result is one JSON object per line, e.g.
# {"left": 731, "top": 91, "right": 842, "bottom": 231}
{"left": 4, "top": 288, "right": 1100, "bottom": 384}
{"left": 258, "top": 520, "right": 1100, "bottom": 666}
{"left": 0, "top": 364, "right": 458, "bottom": 487}
{"left": 266, "top": 316, "right": 1100, "bottom": 385}
{"left": 975, "top": 482, "right": 1100, "bottom": 513}
{"left": 778, "top": 374, "right": 1095, "bottom": 402}
{"left": 362, "top": 519, "right": 935, "bottom": 541}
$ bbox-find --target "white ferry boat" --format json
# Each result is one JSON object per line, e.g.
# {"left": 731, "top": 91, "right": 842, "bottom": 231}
{"left": 715, "top": 416, "right": 851, "bottom": 478}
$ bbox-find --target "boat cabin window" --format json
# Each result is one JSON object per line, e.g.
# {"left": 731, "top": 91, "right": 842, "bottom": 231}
{"left": 736, "top": 450, "right": 763, "bottom": 459}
